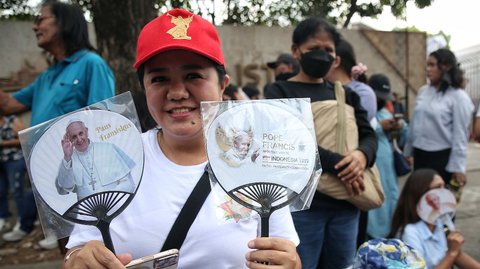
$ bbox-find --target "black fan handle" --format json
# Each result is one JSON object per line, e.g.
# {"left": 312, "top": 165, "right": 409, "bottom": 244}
{"left": 97, "top": 219, "right": 115, "bottom": 253}
{"left": 259, "top": 211, "right": 272, "bottom": 237}
{"left": 258, "top": 211, "right": 273, "bottom": 266}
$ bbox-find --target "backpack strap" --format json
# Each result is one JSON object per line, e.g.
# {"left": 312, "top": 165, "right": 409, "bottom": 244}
{"left": 334, "top": 81, "right": 347, "bottom": 154}
{"left": 161, "top": 170, "right": 211, "bottom": 251}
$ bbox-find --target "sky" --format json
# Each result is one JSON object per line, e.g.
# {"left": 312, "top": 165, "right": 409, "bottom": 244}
{"left": 351, "top": 0, "right": 480, "bottom": 52}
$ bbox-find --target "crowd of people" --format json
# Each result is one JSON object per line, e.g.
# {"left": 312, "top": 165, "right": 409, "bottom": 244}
{"left": 0, "top": 0, "right": 114, "bottom": 252}
{"left": 1, "top": 1, "right": 480, "bottom": 269}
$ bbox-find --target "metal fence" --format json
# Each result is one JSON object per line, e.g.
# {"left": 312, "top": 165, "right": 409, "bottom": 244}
{"left": 457, "top": 46, "right": 480, "bottom": 108}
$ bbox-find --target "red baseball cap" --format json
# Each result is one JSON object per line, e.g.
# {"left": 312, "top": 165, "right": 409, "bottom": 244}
{"left": 134, "top": 9, "right": 225, "bottom": 69}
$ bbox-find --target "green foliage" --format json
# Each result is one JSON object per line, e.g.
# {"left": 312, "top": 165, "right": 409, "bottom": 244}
{"left": 412, "top": 0, "right": 433, "bottom": 8}
{"left": 220, "top": 0, "right": 340, "bottom": 26}
{"left": 435, "top": 30, "right": 451, "bottom": 45}
{"left": 219, "top": 0, "right": 433, "bottom": 28}
{"left": 393, "top": 26, "right": 423, "bottom": 32}
{"left": 395, "top": 26, "right": 451, "bottom": 48}
{"left": 0, "top": 0, "right": 35, "bottom": 19}
{"left": 429, "top": 30, "right": 451, "bottom": 48}
{"left": 1, "top": 0, "right": 28, "bottom": 10}
{"left": 1, "top": 0, "right": 434, "bottom": 28}
{"left": 394, "top": 26, "right": 451, "bottom": 42}
{"left": 70, "top": 0, "right": 194, "bottom": 21}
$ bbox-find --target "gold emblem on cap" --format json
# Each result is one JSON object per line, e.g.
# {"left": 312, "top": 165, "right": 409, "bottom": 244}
{"left": 167, "top": 14, "right": 193, "bottom": 40}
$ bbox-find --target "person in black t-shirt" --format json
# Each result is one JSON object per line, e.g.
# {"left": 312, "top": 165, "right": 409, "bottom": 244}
{"left": 265, "top": 15, "right": 377, "bottom": 269}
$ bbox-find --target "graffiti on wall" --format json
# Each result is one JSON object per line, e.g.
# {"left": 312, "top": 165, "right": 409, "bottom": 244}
{"left": 229, "top": 63, "right": 274, "bottom": 88}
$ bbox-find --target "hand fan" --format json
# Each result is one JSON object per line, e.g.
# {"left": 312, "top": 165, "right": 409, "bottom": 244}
{"left": 27, "top": 109, "right": 144, "bottom": 252}
{"left": 203, "top": 100, "right": 317, "bottom": 236}
{"left": 417, "top": 188, "right": 457, "bottom": 229}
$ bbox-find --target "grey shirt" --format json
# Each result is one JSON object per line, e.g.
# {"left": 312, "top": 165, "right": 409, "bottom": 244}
{"left": 347, "top": 80, "right": 377, "bottom": 122}
{"left": 404, "top": 85, "right": 474, "bottom": 173}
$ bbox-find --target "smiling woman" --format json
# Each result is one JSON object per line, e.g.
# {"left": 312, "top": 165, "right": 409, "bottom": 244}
{"left": 63, "top": 8, "right": 302, "bottom": 269}
{"left": 142, "top": 51, "right": 226, "bottom": 165}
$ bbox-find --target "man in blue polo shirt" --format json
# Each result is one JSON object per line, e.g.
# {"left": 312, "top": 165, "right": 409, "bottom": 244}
{"left": 0, "top": 1, "right": 114, "bottom": 249}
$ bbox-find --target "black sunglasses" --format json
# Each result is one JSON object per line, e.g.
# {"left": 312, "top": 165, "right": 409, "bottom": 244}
{"left": 34, "top": 15, "right": 55, "bottom": 25}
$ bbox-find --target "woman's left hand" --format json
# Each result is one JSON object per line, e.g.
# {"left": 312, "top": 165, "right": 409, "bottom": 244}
{"left": 335, "top": 150, "right": 367, "bottom": 183}
{"left": 245, "top": 237, "right": 301, "bottom": 269}
{"left": 453, "top": 172, "right": 467, "bottom": 187}
{"left": 392, "top": 120, "right": 404, "bottom": 130}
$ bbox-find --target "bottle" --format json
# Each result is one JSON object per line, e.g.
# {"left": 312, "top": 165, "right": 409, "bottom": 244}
{"left": 448, "top": 177, "right": 463, "bottom": 203}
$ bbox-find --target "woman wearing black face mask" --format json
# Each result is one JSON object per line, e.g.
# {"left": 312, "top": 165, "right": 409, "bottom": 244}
{"left": 265, "top": 16, "right": 377, "bottom": 269}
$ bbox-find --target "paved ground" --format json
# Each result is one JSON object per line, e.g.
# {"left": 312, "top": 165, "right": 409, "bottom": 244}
{"left": 396, "top": 142, "right": 480, "bottom": 260}
{"left": 455, "top": 142, "right": 480, "bottom": 260}
{"left": 0, "top": 261, "right": 62, "bottom": 269}
{"left": 1, "top": 142, "right": 480, "bottom": 269}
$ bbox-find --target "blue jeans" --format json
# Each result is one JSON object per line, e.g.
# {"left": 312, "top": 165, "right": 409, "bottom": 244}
{"left": 292, "top": 206, "right": 360, "bottom": 269}
{"left": 0, "top": 158, "right": 27, "bottom": 219}
{"left": 20, "top": 189, "right": 37, "bottom": 233}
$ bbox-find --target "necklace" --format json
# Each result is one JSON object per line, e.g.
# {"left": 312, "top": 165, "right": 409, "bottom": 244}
{"left": 77, "top": 143, "right": 96, "bottom": 191}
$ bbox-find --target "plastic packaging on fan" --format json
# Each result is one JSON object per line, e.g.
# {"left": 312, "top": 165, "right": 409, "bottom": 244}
{"left": 19, "top": 92, "right": 144, "bottom": 247}
{"left": 200, "top": 98, "right": 321, "bottom": 224}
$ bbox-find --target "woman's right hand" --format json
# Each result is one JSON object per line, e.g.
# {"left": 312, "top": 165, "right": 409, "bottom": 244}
{"left": 0, "top": 90, "right": 10, "bottom": 108}
{"left": 379, "top": 119, "right": 395, "bottom": 131}
{"left": 246, "top": 237, "right": 301, "bottom": 269}
{"left": 405, "top": 156, "right": 413, "bottom": 166}
{"left": 446, "top": 231, "right": 464, "bottom": 258}
{"left": 340, "top": 176, "right": 364, "bottom": 196}
{"left": 335, "top": 150, "right": 366, "bottom": 196}
{"left": 63, "top": 241, "right": 132, "bottom": 269}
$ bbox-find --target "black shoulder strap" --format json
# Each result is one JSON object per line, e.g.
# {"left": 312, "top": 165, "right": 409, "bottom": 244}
{"left": 161, "top": 171, "right": 211, "bottom": 251}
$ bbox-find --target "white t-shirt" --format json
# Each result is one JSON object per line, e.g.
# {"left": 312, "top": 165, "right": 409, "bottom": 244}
{"left": 67, "top": 129, "right": 299, "bottom": 269}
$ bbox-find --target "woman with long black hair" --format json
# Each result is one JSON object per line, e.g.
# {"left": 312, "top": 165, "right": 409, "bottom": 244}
{"left": 404, "top": 48, "right": 473, "bottom": 191}
{"left": 389, "top": 169, "right": 480, "bottom": 269}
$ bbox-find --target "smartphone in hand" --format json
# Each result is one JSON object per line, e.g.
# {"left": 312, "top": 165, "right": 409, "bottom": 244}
{"left": 393, "top": 113, "right": 404, "bottom": 121}
{"left": 126, "top": 249, "right": 179, "bottom": 269}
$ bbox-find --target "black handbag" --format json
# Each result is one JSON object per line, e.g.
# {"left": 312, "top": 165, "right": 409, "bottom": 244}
{"left": 392, "top": 139, "right": 411, "bottom": 176}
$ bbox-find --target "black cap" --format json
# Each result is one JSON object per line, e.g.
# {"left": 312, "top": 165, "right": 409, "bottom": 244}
{"left": 266, "top": 53, "right": 299, "bottom": 70}
{"left": 369, "top": 74, "right": 392, "bottom": 101}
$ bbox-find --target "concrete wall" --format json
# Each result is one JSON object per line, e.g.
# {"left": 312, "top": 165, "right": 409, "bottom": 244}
{"left": 0, "top": 21, "right": 47, "bottom": 79}
{"left": 346, "top": 29, "right": 427, "bottom": 116}
{"left": 0, "top": 20, "right": 96, "bottom": 90}
{"left": 0, "top": 22, "right": 425, "bottom": 117}
{"left": 217, "top": 25, "right": 426, "bottom": 115}
{"left": 218, "top": 25, "right": 295, "bottom": 88}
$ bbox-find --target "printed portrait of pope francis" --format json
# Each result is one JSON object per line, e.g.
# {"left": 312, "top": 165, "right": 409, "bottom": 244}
{"left": 55, "top": 119, "right": 136, "bottom": 200}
